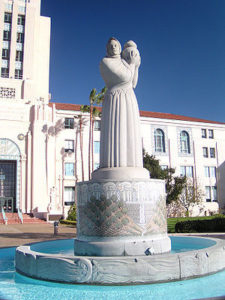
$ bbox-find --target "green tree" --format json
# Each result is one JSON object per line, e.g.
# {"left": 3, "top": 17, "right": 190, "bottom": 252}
{"left": 143, "top": 151, "right": 186, "bottom": 204}
{"left": 81, "top": 87, "right": 107, "bottom": 179}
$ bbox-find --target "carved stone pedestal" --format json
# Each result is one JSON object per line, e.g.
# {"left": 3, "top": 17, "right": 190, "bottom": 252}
{"left": 75, "top": 176, "right": 171, "bottom": 256}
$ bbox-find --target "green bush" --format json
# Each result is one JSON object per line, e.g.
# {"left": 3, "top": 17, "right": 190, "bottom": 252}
{"left": 175, "top": 217, "right": 225, "bottom": 233}
{"left": 67, "top": 204, "right": 77, "bottom": 221}
{"left": 167, "top": 215, "right": 225, "bottom": 233}
{"left": 60, "top": 219, "right": 76, "bottom": 225}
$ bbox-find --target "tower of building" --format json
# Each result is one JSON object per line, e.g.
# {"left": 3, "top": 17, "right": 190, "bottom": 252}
{"left": 0, "top": 0, "right": 50, "bottom": 103}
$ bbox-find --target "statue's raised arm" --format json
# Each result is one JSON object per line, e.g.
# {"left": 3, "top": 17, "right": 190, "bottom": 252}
{"left": 122, "top": 40, "right": 141, "bottom": 88}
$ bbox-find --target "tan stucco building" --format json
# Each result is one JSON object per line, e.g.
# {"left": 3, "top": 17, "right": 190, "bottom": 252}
{"left": 0, "top": 0, "right": 224, "bottom": 221}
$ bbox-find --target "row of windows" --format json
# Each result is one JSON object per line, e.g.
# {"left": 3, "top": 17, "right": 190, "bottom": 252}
{"left": 3, "top": 31, "right": 24, "bottom": 43}
{"left": 180, "top": 166, "right": 216, "bottom": 178}
{"left": 202, "top": 129, "right": 214, "bottom": 139}
{"left": 64, "top": 121, "right": 216, "bottom": 160}
{"left": 64, "top": 158, "right": 100, "bottom": 177}
{"left": 5, "top": 4, "right": 26, "bottom": 14}
{"left": 1, "top": 13, "right": 25, "bottom": 79}
{"left": 1, "top": 68, "right": 23, "bottom": 79}
{"left": 64, "top": 140, "right": 100, "bottom": 154}
{"left": 64, "top": 118, "right": 101, "bottom": 131}
{"left": 203, "top": 147, "right": 215, "bottom": 158}
{"left": 153, "top": 129, "right": 191, "bottom": 154}
{"left": 2, "top": 49, "right": 23, "bottom": 61}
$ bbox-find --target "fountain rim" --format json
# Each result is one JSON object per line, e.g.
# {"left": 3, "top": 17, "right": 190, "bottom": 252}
{"left": 15, "top": 236, "right": 225, "bottom": 285}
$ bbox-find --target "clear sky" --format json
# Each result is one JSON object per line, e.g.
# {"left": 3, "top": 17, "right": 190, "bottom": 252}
{"left": 41, "top": 0, "right": 225, "bottom": 122}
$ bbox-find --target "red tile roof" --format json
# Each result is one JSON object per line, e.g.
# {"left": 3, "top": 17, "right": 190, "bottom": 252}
{"left": 49, "top": 102, "right": 225, "bottom": 125}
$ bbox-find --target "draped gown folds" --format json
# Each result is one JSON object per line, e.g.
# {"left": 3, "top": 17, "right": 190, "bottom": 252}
{"left": 99, "top": 56, "right": 143, "bottom": 169}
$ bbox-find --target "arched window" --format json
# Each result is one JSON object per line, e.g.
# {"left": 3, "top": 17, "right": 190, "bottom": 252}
{"left": 154, "top": 129, "right": 165, "bottom": 152}
{"left": 180, "top": 131, "right": 190, "bottom": 153}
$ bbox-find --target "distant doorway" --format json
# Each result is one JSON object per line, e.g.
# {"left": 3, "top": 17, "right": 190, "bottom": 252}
{"left": 0, "top": 160, "right": 17, "bottom": 212}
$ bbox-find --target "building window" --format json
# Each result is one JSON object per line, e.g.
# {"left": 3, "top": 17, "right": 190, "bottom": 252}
{"left": 15, "top": 61, "right": 22, "bottom": 70}
{"left": 64, "top": 118, "right": 74, "bottom": 129}
{"left": 2, "top": 49, "right": 9, "bottom": 59}
{"left": 65, "top": 140, "right": 74, "bottom": 152}
{"left": 205, "top": 186, "right": 217, "bottom": 202}
{"left": 208, "top": 130, "right": 214, "bottom": 139}
{"left": 3, "top": 41, "right": 9, "bottom": 49}
{"left": 201, "top": 129, "right": 207, "bottom": 138}
{"left": 16, "top": 51, "right": 23, "bottom": 62}
{"left": 3, "top": 30, "right": 11, "bottom": 41}
{"left": 1, "top": 68, "right": 9, "bottom": 78}
{"left": 4, "top": 13, "right": 12, "bottom": 23}
{"left": 64, "top": 187, "right": 75, "bottom": 206}
{"left": 212, "top": 186, "right": 217, "bottom": 202}
{"left": 205, "top": 186, "right": 211, "bottom": 202}
{"left": 180, "top": 131, "right": 190, "bottom": 154}
{"left": 94, "top": 141, "right": 100, "bottom": 154}
{"left": 154, "top": 129, "right": 165, "bottom": 152}
{"left": 16, "top": 43, "right": 23, "bottom": 51}
{"left": 210, "top": 148, "right": 215, "bottom": 158}
{"left": 15, "top": 69, "right": 23, "bottom": 79}
{"left": 4, "top": 23, "right": 11, "bottom": 31}
{"left": 203, "top": 147, "right": 208, "bottom": 158}
{"left": 17, "top": 15, "right": 25, "bottom": 25}
{"left": 2, "top": 59, "right": 9, "bottom": 68}
{"left": 5, "top": 3, "right": 12, "bottom": 12}
{"left": 180, "top": 166, "right": 193, "bottom": 177}
{"left": 17, "top": 33, "right": 24, "bottom": 43}
{"left": 94, "top": 120, "right": 101, "bottom": 131}
{"left": 204, "top": 166, "right": 216, "bottom": 177}
{"left": 18, "top": 6, "right": 26, "bottom": 14}
{"left": 64, "top": 163, "right": 74, "bottom": 176}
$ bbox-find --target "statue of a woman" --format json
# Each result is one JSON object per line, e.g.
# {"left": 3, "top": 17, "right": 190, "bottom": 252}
{"left": 98, "top": 38, "right": 144, "bottom": 171}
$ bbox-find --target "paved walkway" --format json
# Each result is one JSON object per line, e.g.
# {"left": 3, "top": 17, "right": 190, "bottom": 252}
{"left": 0, "top": 223, "right": 225, "bottom": 248}
{"left": 0, "top": 223, "right": 76, "bottom": 248}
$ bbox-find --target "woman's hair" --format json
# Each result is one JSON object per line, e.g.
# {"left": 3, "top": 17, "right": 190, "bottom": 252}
{"left": 106, "top": 37, "right": 121, "bottom": 56}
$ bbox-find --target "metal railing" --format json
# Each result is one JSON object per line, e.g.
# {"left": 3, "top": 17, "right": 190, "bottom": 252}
{"left": 1, "top": 207, "right": 8, "bottom": 225}
{"left": 18, "top": 208, "right": 23, "bottom": 224}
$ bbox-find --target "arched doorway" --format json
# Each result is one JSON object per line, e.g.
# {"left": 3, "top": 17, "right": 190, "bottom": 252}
{"left": 0, "top": 139, "right": 21, "bottom": 212}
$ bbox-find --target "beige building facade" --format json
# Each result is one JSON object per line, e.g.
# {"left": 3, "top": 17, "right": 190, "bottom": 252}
{"left": 0, "top": 0, "right": 224, "bottom": 220}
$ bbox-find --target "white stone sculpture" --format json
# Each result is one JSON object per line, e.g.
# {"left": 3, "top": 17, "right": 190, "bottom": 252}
{"left": 75, "top": 38, "right": 171, "bottom": 257}
{"left": 93, "top": 38, "right": 149, "bottom": 181}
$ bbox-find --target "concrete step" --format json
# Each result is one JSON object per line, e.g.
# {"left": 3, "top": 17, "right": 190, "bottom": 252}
{"left": 0, "top": 213, "right": 46, "bottom": 224}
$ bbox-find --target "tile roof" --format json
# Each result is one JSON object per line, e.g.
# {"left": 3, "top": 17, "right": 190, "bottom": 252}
{"left": 49, "top": 102, "right": 225, "bottom": 125}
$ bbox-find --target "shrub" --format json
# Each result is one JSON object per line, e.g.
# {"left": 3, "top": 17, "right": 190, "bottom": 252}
{"left": 175, "top": 217, "right": 225, "bottom": 233}
{"left": 67, "top": 204, "right": 76, "bottom": 221}
{"left": 59, "top": 219, "right": 76, "bottom": 225}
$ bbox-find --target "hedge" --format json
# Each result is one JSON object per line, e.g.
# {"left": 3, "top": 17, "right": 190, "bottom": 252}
{"left": 59, "top": 219, "right": 76, "bottom": 226}
{"left": 167, "top": 215, "right": 223, "bottom": 233}
{"left": 175, "top": 217, "right": 225, "bottom": 233}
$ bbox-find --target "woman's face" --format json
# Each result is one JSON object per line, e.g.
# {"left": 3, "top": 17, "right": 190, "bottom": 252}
{"left": 108, "top": 40, "right": 121, "bottom": 56}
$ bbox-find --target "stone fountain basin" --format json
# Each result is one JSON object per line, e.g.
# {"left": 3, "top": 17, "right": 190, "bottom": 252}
{"left": 15, "top": 236, "right": 225, "bottom": 285}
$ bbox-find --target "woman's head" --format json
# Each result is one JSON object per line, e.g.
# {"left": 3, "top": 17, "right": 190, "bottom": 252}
{"left": 106, "top": 37, "right": 121, "bottom": 57}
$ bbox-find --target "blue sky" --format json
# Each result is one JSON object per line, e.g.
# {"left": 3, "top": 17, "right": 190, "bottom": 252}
{"left": 41, "top": 0, "right": 225, "bottom": 122}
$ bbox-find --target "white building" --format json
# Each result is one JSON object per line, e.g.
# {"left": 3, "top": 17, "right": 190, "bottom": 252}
{"left": 0, "top": 0, "right": 224, "bottom": 220}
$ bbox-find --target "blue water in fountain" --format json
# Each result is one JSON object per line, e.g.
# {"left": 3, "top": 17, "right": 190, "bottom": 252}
{"left": 0, "top": 237, "right": 225, "bottom": 300}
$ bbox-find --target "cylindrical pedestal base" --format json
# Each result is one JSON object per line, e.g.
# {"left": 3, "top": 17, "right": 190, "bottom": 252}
{"left": 75, "top": 235, "right": 171, "bottom": 256}
{"left": 76, "top": 176, "right": 171, "bottom": 256}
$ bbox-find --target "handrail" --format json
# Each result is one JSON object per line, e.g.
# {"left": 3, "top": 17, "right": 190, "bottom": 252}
{"left": 1, "top": 207, "right": 8, "bottom": 225}
{"left": 18, "top": 208, "right": 23, "bottom": 224}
